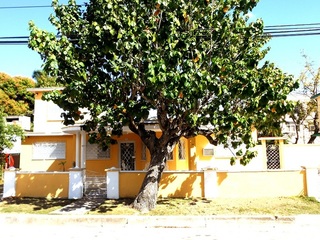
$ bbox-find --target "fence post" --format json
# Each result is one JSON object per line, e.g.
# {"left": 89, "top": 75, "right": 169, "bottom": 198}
{"left": 203, "top": 168, "right": 218, "bottom": 199}
{"left": 68, "top": 168, "right": 84, "bottom": 199}
{"left": 3, "top": 168, "right": 17, "bottom": 198}
{"left": 304, "top": 167, "right": 320, "bottom": 201}
{"left": 106, "top": 168, "right": 119, "bottom": 199}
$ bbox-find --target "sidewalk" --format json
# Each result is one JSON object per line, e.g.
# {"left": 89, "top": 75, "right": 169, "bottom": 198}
{"left": 2, "top": 212, "right": 320, "bottom": 228}
{"left": 50, "top": 197, "right": 105, "bottom": 215}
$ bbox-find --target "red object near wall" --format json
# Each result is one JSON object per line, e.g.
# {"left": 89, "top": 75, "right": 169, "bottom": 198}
{"left": 4, "top": 154, "right": 14, "bottom": 168}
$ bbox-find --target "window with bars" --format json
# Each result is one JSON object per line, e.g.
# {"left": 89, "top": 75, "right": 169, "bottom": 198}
{"left": 178, "top": 139, "right": 186, "bottom": 160}
{"left": 167, "top": 151, "right": 173, "bottom": 161}
{"left": 141, "top": 143, "right": 147, "bottom": 161}
{"left": 86, "top": 143, "right": 110, "bottom": 160}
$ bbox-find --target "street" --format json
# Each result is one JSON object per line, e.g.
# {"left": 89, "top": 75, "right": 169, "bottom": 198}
{"left": 2, "top": 218, "right": 320, "bottom": 240}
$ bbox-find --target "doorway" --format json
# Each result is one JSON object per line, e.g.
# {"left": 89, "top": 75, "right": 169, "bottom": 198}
{"left": 120, "top": 142, "right": 135, "bottom": 170}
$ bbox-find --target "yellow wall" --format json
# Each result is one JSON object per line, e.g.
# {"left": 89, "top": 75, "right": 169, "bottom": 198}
{"left": 20, "top": 135, "right": 75, "bottom": 172}
{"left": 159, "top": 172, "right": 203, "bottom": 198}
{"left": 117, "top": 170, "right": 306, "bottom": 199}
{"left": 216, "top": 170, "right": 306, "bottom": 198}
{"left": 90, "top": 133, "right": 192, "bottom": 173}
{"left": 16, "top": 172, "right": 69, "bottom": 198}
{"left": 119, "top": 171, "right": 204, "bottom": 198}
{"left": 119, "top": 172, "right": 145, "bottom": 198}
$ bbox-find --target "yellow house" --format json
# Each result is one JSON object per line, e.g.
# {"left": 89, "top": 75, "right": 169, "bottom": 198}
{"left": 4, "top": 88, "right": 317, "bottom": 200}
{"left": 23, "top": 87, "right": 257, "bottom": 175}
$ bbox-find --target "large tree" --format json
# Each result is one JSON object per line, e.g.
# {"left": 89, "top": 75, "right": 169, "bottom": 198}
{"left": 29, "top": 0, "right": 298, "bottom": 211}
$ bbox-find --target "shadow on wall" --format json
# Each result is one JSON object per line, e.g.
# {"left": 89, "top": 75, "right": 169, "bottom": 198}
{"left": 159, "top": 172, "right": 203, "bottom": 198}
{"left": 15, "top": 172, "right": 69, "bottom": 199}
{"left": 217, "top": 172, "right": 228, "bottom": 186}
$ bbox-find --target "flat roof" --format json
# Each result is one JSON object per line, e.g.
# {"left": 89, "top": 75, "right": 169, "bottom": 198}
{"left": 27, "top": 87, "right": 64, "bottom": 92}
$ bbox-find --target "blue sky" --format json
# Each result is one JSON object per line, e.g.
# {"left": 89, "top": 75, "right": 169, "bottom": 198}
{"left": 1, "top": 0, "right": 320, "bottom": 80}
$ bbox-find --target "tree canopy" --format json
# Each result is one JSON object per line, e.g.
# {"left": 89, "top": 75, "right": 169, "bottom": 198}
{"left": 33, "top": 69, "right": 61, "bottom": 87}
{"left": 29, "top": 0, "right": 298, "bottom": 211}
{"left": 0, "top": 72, "right": 35, "bottom": 116}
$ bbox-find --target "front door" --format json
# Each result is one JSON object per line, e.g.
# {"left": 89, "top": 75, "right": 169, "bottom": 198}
{"left": 120, "top": 142, "right": 135, "bottom": 170}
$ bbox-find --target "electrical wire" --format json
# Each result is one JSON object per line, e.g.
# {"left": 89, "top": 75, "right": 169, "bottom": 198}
{"left": 1, "top": 8, "right": 320, "bottom": 45}
{"left": 0, "top": 4, "right": 86, "bottom": 9}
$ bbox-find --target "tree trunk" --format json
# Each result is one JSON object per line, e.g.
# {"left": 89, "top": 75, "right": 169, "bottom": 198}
{"left": 308, "top": 112, "right": 319, "bottom": 144}
{"left": 131, "top": 148, "right": 167, "bottom": 212}
{"left": 294, "top": 124, "right": 299, "bottom": 144}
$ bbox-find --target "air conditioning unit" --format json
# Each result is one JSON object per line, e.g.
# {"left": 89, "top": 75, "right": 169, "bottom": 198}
{"left": 202, "top": 148, "right": 214, "bottom": 156}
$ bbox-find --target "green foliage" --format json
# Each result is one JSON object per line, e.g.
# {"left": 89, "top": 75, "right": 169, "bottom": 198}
{"left": 33, "top": 70, "right": 62, "bottom": 87}
{"left": 28, "top": 0, "right": 298, "bottom": 165}
{"left": 0, "top": 72, "right": 35, "bottom": 116}
{"left": 0, "top": 109, "right": 24, "bottom": 157}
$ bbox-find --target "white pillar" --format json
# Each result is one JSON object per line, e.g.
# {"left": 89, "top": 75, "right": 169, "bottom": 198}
{"left": 68, "top": 169, "right": 84, "bottom": 199}
{"left": 3, "top": 169, "right": 17, "bottom": 198}
{"left": 204, "top": 168, "right": 218, "bottom": 199}
{"left": 81, "top": 131, "right": 86, "bottom": 169}
{"left": 305, "top": 167, "right": 320, "bottom": 201}
{"left": 75, "top": 132, "right": 80, "bottom": 168}
{"left": 106, "top": 169, "right": 119, "bottom": 199}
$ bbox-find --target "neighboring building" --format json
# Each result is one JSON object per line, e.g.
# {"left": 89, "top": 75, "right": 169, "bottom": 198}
{"left": 281, "top": 92, "right": 318, "bottom": 144}
{"left": 3, "top": 115, "right": 31, "bottom": 169}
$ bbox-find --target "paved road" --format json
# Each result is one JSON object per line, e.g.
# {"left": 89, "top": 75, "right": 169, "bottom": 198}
{"left": 2, "top": 215, "right": 320, "bottom": 240}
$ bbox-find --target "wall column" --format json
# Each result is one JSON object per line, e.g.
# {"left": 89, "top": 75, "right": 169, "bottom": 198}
{"left": 203, "top": 168, "right": 218, "bottom": 198}
{"left": 3, "top": 169, "right": 17, "bottom": 198}
{"left": 68, "top": 169, "right": 84, "bottom": 199}
{"left": 260, "top": 139, "right": 267, "bottom": 170}
{"left": 304, "top": 167, "right": 320, "bottom": 201}
{"left": 106, "top": 168, "right": 120, "bottom": 199}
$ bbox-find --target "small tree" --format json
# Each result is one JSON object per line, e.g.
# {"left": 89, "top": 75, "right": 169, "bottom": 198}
{"left": 294, "top": 54, "right": 320, "bottom": 143}
{"left": 33, "top": 69, "right": 61, "bottom": 87}
{"left": 29, "top": 0, "right": 298, "bottom": 211}
{"left": 0, "top": 109, "right": 24, "bottom": 173}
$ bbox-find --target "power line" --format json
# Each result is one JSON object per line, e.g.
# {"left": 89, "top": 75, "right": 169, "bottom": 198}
{"left": 2, "top": 22, "right": 320, "bottom": 45}
{"left": 0, "top": 4, "right": 86, "bottom": 10}
{"left": 0, "top": 5, "right": 53, "bottom": 9}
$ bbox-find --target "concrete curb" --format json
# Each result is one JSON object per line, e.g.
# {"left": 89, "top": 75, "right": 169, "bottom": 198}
{"left": 1, "top": 214, "right": 315, "bottom": 228}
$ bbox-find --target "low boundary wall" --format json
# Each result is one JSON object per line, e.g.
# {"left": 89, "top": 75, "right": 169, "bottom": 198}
{"left": 106, "top": 168, "right": 319, "bottom": 200}
{"left": 3, "top": 167, "right": 320, "bottom": 201}
{"left": 3, "top": 168, "right": 84, "bottom": 199}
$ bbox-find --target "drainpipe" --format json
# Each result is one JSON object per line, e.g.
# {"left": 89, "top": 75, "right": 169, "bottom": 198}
{"left": 75, "top": 132, "right": 80, "bottom": 168}
{"left": 81, "top": 131, "right": 86, "bottom": 169}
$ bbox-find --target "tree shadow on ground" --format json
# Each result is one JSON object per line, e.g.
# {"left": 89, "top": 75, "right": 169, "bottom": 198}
{"left": 1, "top": 196, "right": 76, "bottom": 211}
{"left": 92, "top": 198, "right": 134, "bottom": 213}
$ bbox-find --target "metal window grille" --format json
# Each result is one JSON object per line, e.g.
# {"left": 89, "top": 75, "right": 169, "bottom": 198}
{"left": 266, "top": 144, "right": 280, "bottom": 169}
{"left": 120, "top": 143, "right": 135, "bottom": 170}
{"left": 178, "top": 139, "right": 186, "bottom": 160}
{"left": 86, "top": 143, "right": 110, "bottom": 159}
{"left": 141, "top": 143, "right": 146, "bottom": 161}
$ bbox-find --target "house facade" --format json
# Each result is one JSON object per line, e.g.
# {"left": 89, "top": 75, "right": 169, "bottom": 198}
{"left": 20, "top": 88, "right": 224, "bottom": 175}
{"left": 3, "top": 88, "right": 320, "bottom": 200}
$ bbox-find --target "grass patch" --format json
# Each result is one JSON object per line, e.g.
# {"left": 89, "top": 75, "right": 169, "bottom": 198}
{"left": 87, "top": 196, "right": 320, "bottom": 216}
{"left": 1, "top": 181, "right": 320, "bottom": 216}
{"left": 0, "top": 197, "right": 76, "bottom": 214}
